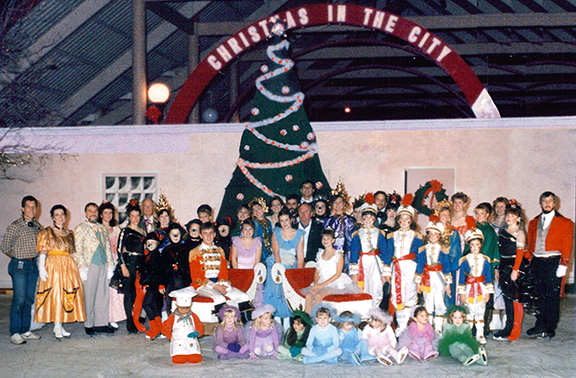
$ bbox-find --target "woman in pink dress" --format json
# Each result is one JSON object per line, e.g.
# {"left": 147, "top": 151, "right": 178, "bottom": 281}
{"left": 98, "top": 202, "right": 126, "bottom": 328}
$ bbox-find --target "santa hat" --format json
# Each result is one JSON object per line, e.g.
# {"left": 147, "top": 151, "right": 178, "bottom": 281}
{"left": 426, "top": 221, "right": 445, "bottom": 235}
{"left": 251, "top": 304, "right": 276, "bottom": 320}
{"left": 368, "top": 307, "right": 393, "bottom": 324}
{"left": 169, "top": 287, "right": 198, "bottom": 307}
{"left": 217, "top": 304, "right": 241, "bottom": 321}
{"left": 465, "top": 228, "right": 484, "bottom": 244}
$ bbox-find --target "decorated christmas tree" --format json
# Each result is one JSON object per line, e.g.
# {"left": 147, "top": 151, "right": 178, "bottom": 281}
{"left": 218, "top": 24, "right": 331, "bottom": 218}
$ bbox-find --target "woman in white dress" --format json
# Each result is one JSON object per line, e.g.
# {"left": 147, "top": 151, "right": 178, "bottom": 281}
{"left": 98, "top": 202, "right": 126, "bottom": 328}
{"left": 303, "top": 228, "right": 360, "bottom": 314}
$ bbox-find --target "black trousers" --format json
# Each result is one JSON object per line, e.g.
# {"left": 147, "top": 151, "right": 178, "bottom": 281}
{"left": 142, "top": 286, "right": 164, "bottom": 319}
{"left": 531, "top": 256, "right": 562, "bottom": 332}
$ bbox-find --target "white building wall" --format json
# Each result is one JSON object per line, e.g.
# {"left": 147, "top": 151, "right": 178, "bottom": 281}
{"left": 0, "top": 117, "right": 574, "bottom": 287}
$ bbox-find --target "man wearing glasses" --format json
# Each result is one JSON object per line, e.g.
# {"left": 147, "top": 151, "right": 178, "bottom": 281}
{"left": 1, "top": 195, "right": 42, "bottom": 345}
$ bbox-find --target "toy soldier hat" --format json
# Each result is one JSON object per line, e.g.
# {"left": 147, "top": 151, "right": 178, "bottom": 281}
{"left": 396, "top": 204, "right": 415, "bottom": 218}
{"left": 426, "top": 221, "right": 445, "bottom": 235}
{"left": 169, "top": 286, "right": 198, "bottom": 307}
{"left": 360, "top": 202, "right": 378, "bottom": 216}
{"left": 465, "top": 228, "right": 484, "bottom": 243}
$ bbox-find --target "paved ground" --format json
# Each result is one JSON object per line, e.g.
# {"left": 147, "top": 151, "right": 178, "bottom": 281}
{"left": 0, "top": 294, "right": 574, "bottom": 378}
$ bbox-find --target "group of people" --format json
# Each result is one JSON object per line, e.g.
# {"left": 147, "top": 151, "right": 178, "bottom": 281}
{"left": 1, "top": 183, "right": 573, "bottom": 367}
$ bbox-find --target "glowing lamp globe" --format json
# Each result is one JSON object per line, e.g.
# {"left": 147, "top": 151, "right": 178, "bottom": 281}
{"left": 148, "top": 83, "right": 170, "bottom": 103}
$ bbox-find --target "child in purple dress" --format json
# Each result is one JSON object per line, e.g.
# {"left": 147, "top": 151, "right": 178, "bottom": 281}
{"left": 212, "top": 305, "right": 250, "bottom": 360}
{"left": 399, "top": 306, "right": 438, "bottom": 362}
{"left": 248, "top": 304, "right": 281, "bottom": 360}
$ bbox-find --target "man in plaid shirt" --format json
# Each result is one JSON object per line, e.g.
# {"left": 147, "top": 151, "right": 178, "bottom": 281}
{"left": 1, "top": 195, "right": 42, "bottom": 344}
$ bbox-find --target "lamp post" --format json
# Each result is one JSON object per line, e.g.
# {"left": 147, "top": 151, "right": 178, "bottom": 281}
{"left": 146, "top": 82, "right": 170, "bottom": 124}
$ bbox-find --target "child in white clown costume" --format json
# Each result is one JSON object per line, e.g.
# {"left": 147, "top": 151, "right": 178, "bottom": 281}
{"left": 162, "top": 287, "right": 205, "bottom": 364}
{"left": 415, "top": 220, "right": 453, "bottom": 333}
{"left": 349, "top": 203, "right": 388, "bottom": 308}
{"left": 458, "top": 228, "right": 494, "bottom": 345}
{"left": 382, "top": 198, "right": 425, "bottom": 337}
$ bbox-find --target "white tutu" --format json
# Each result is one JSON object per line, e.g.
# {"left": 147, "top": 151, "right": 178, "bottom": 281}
{"left": 301, "top": 249, "right": 361, "bottom": 295}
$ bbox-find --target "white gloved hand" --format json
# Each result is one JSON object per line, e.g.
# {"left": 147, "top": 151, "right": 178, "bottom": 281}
{"left": 80, "top": 268, "right": 88, "bottom": 282}
{"left": 107, "top": 265, "right": 114, "bottom": 280}
{"left": 556, "top": 265, "right": 567, "bottom": 278}
{"left": 38, "top": 254, "right": 48, "bottom": 281}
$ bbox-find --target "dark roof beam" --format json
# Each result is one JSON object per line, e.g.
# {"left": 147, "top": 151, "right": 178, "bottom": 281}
{"left": 146, "top": 1, "right": 195, "bottom": 35}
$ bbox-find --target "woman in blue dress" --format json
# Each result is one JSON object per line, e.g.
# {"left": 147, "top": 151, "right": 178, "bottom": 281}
{"left": 265, "top": 208, "right": 304, "bottom": 320}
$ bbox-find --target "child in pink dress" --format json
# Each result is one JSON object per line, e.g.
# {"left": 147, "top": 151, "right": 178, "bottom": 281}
{"left": 399, "top": 306, "right": 438, "bottom": 362}
{"left": 362, "top": 307, "right": 408, "bottom": 366}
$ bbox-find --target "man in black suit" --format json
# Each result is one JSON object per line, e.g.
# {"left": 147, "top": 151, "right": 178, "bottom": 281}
{"left": 298, "top": 203, "right": 324, "bottom": 263}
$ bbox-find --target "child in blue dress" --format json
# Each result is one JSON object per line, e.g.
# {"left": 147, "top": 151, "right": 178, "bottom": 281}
{"left": 336, "top": 310, "right": 372, "bottom": 365}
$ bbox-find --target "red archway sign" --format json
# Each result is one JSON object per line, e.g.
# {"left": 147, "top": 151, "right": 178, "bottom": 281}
{"left": 164, "top": 4, "right": 499, "bottom": 124}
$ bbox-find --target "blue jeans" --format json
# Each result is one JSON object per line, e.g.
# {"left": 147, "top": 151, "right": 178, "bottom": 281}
{"left": 8, "top": 258, "right": 38, "bottom": 335}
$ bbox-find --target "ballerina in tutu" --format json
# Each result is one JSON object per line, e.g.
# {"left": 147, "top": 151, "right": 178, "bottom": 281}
{"left": 303, "top": 228, "right": 361, "bottom": 314}
{"left": 438, "top": 305, "right": 487, "bottom": 366}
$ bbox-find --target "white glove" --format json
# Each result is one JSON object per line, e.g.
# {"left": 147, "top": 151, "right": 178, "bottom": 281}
{"left": 107, "top": 265, "right": 114, "bottom": 280}
{"left": 556, "top": 265, "right": 567, "bottom": 278}
{"left": 38, "top": 254, "right": 48, "bottom": 281}
{"left": 80, "top": 268, "right": 88, "bottom": 282}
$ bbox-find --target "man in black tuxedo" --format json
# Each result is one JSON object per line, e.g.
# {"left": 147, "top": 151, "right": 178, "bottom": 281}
{"left": 298, "top": 203, "right": 324, "bottom": 263}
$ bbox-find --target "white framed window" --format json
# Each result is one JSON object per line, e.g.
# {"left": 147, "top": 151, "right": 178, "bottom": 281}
{"left": 103, "top": 174, "right": 156, "bottom": 225}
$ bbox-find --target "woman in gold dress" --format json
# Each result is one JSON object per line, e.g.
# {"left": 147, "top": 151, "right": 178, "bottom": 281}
{"left": 35, "top": 205, "right": 86, "bottom": 339}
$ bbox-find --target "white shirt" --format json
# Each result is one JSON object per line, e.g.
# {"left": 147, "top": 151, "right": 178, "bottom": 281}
{"left": 298, "top": 221, "right": 311, "bottom": 256}
{"left": 541, "top": 210, "right": 555, "bottom": 229}
{"left": 143, "top": 216, "right": 154, "bottom": 232}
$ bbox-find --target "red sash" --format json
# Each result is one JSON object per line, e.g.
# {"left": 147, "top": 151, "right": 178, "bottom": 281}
{"left": 421, "top": 264, "right": 443, "bottom": 293}
{"left": 465, "top": 275, "right": 485, "bottom": 303}
{"left": 393, "top": 252, "right": 416, "bottom": 310}
{"left": 358, "top": 249, "right": 381, "bottom": 284}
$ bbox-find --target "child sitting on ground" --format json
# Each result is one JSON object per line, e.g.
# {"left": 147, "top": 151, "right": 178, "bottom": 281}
{"left": 336, "top": 310, "right": 372, "bottom": 365}
{"left": 363, "top": 307, "right": 408, "bottom": 366}
{"left": 439, "top": 305, "right": 487, "bottom": 366}
{"left": 399, "top": 306, "right": 438, "bottom": 362}
{"left": 301, "top": 306, "right": 342, "bottom": 364}
{"left": 277, "top": 310, "right": 313, "bottom": 360}
{"left": 212, "top": 305, "right": 249, "bottom": 360}
{"left": 248, "top": 304, "right": 281, "bottom": 360}
{"left": 162, "top": 287, "right": 204, "bottom": 364}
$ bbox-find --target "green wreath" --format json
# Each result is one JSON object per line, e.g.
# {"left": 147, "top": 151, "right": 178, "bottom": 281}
{"left": 412, "top": 180, "right": 448, "bottom": 216}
